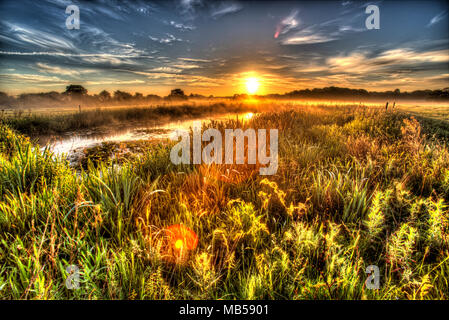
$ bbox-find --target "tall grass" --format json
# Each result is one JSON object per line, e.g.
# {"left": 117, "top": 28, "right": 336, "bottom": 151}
{"left": 0, "top": 103, "right": 448, "bottom": 299}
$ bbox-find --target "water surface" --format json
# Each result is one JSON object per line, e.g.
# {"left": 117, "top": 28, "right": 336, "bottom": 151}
{"left": 39, "top": 112, "right": 255, "bottom": 157}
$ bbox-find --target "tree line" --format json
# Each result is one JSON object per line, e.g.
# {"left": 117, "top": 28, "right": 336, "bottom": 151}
{"left": 1, "top": 84, "right": 448, "bottom": 108}
{"left": 264, "top": 86, "right": 449, "bottom": 101}
{"left": 0, "top": 86, "right": 209, "bottom": 108}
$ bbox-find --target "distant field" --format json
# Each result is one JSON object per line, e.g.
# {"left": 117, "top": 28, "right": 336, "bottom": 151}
{"left": 2, "top": 99, "right": 449, "bottom": 141}
{"left": 2, "top": 98, "right": 449, "bottom": 118}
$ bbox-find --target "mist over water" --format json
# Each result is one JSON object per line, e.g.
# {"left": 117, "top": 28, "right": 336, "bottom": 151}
{"left": 39, "top": 111, "right": 256, "bottom": 157}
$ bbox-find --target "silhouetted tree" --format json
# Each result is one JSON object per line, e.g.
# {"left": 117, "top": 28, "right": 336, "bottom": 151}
{"left": 64, "top": 85, "right": 87, "bottom": 96}
{"left": 167, "top": 88, "right": 187, "bottom": 100}
{"left": 113, "top": 90, "right": 133, "bottom": 101}
{"left": 0, "top": 91, "right": 10, "bottom": 104}
{"left": 146, "top": 94, "right": 162, "bottom": 101}
{"left": 98, "top": 90, "right": 111, "bottom": 102}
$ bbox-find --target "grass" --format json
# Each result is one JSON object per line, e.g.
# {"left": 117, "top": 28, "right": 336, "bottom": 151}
{"left": 0, "top": 101, "right": 263, "bottom": 136}
{"left": 0, "top": 102, "right": 448, "bottom": 299}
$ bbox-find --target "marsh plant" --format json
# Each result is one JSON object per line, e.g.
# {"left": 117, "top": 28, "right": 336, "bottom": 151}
{"left": 0, "top": 102, "right": 448, "bottom": 300}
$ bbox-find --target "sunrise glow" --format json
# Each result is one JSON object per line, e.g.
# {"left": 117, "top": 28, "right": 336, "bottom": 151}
{"left": 245, "top": 77, "right": 260, "bottom": 95}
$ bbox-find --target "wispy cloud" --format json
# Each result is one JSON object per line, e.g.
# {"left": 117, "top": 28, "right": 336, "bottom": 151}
{"left": 427, "top": 11, "right": 448, "bottom": 27}
{"left": 278, "top": 5, "right": 367, "bottom": 45}
{"left": 149, "top": 34, "right": 183, "bottom": 44}
{"left": 171, "top": 62, "right": 200, "bottom": 69}
{"left": 168, "top": 20, "right": 196, "bottom": 31}
{"left": 274, "top": 10, "right": 299, "bottom": 38}
{"left": 4, "top": 22, "right": 75, "bottom": 50}
{"left": 179, "top": 0, "right": 203, "bottom": 19}
{"left": 281, "top": 28, "right": 338, "bottom": 45}
{"left": 150, "top": 66, "right": 180, "bottom": 73}
{"left": 326, "top": 48, "right": 449, "bottom": 74}
{"left": 179, "top": 57, "right": 211, "bottom": 63}
{"left": 35, "top": 62, "right": 79, "bottom": 76}
{"left": 85, "top": 79, "right": 145, "bottom": 85}
{"left": 0, "top": 73, "right": 62, "bottom": 83}
{"left": 210, "top": 2, "right": 243, "bottom": 19}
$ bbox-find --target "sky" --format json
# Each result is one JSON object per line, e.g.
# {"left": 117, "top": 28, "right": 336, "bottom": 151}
{"left": 0, "top": 0, "right": 448, "bottom": 96}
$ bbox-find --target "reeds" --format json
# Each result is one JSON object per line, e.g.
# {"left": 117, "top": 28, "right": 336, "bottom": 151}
{"left": 0, "top": 103, "right": 448, "bottom": 299}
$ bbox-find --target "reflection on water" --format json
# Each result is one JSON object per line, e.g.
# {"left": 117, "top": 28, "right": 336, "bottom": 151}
{"left": 39, "top": 112, "right": 255, "bottom": 156}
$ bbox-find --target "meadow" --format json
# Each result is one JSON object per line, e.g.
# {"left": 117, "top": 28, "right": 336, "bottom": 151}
{"left": 0, "top": 101, "right": 448, "bottom": 299}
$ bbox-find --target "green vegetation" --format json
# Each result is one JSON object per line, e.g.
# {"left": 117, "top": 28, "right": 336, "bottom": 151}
{"left": 0, "top": 103, "right": 448, "bottom": 299}
{"left": 1, "top": 101, "right": 260, "bottom": 136}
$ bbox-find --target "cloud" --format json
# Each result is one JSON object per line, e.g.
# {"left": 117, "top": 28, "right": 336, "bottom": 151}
{"left": 274, "top": 10, "right": 299, "bottom": 38}
{"left": 179, "top": 0, "right": 203, "bottom": 19}
{"left": 427, "top": 11, "right": 448, "bottom": 27}
{"left": 171, "top": 63, "right": 200, "bottom": 69}
{"left": 75, "top": 26, "right": 143, "bottom": 57}
{"left": 4, "top": 22, "right": 75, "bottom": 50}
{"left": 281, "top": 28, "right": 338, "bottom": 45}
{"left": 278, "top": 6, "right": 367, "bottom": 45}
{"left": 85, "top": 79, "right": 145, "bottom": 85}
{"left": 179, "top": 57, "right": 211, "bottom": 63}
{"left": 169, "top": 21, "right": 196, "bottom": 31}
{"left": 0, "top": 73, "right": 62, "bottom": 83}
{"left": 210, "top": 2, "right": 243, "bottom": 19}
{"left": 150, "top": 67, "right": 180, "bottom": 73}
{"left": 326, "top": 48, "right": 449, "bottom": 74}
{"left": 35, "top": 62, "right": 79, "bottom": 76}
{"left": 1, "top": 20, "right": 147, "bottom": 69}
{"left": 149, "top": 34, "right": 183, "bottom": 44}
{"left": 0, "top": 51, "right": 149, "bottom": 59}
{"left": 0, "top": 51, "right": 150, "bottom": 69}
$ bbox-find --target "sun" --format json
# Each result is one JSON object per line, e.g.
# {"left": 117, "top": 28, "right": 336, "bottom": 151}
{"left": 245, "top": 77, "right": 260, "bottom": 94}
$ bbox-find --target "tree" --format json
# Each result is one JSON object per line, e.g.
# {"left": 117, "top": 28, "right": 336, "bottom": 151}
{"left": 64, "top": 84, "right": 87, "bottom": 96}
{"left": 146, "top": 94, "right": 162, "bottom": 101}
{"left": 167, "top": 88, "right": 187, "bottom": 100}
{"left": 0, "top": 91, "right": 9, "bottom": 103}
{"left": 98, "top": 90, "right": 111, "bottom": 102}
{"left": 113, "top": 90, "right": 132, "bottom": 101}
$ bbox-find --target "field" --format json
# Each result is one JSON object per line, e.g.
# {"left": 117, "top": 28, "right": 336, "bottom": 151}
{"left": 0, "top": 101, "right": 448, "bottom": 299}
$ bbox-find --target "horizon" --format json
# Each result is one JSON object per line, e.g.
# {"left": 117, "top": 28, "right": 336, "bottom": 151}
{"left": 2, "top": 84, "right": 449, "bottom": 98}
{"left": 0, "top": 0, "right": 448, "bottom": 96}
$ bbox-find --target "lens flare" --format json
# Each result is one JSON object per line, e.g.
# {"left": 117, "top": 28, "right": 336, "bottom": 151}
{"left": 175, "top": 239, "right": 183, "bottom": 250}
{"left": 165, "top": 224, "right": 198, "bottom": 252}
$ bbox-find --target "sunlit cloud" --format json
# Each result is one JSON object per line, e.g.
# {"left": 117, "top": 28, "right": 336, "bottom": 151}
{"left": 274, "top": 10, "right": 299, "bottom": 38}
{"left": 150, "top": 66, "right": 181, "bottom": 73}
{"left": 85, "top": 79, "right": 146, "bottom": 85}
{"left": 0, "top": 73, "right": 62, "bottom": 83}
{"left": 171, "top": 63, "right": 200, "bottom": 69}
{"left": 179, "top": 57, "right": 211, "bottom": 63}
{"left": 282, "top": 32, "right": 337, "bottom": 45}
{"left": 35, "top": 62, "right": 93, "bottom": 76}
{"left": 0, "top": 0, "right": 447, "bottom": 94}
{"left": 327, "top": 48, "right": 449, "bottom": 74}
